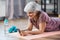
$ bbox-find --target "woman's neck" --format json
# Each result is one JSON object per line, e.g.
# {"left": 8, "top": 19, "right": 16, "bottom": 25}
{"left": 33, "top": 11, "right": 41, "bottom": 21}
{"left": 33, "top": 16, "right": 38, "bottom": 21}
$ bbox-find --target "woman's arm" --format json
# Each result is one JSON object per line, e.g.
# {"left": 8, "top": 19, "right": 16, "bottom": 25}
{"left": 20, "top": 21, "right": 46, "bottom": 36}
{"left": 21, "top": 19, "right": 33, "bottom": 31}
{"left": 27, "top": 22, "right": 33, "bottom": 31}
{"left": 26, "top": 22, "right": 46, "bottom": 35}
{"left": 20, "top": 21, "right": 33, "bottom": 36}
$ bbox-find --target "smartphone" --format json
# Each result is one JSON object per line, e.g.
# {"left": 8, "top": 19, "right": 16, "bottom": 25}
{"left": 17, "top": 29, "right": 21, "bottom": 33}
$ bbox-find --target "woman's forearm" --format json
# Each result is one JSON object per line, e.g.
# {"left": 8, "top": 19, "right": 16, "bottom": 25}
{"left": 27, "top": 30, "right": 44, "bottom": 35}
{"left": 22, "top": 28, "right": 32, "bottom": 31}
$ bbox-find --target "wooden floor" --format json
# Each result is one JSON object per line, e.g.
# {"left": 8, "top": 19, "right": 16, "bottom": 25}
{"left": 0, "top": 18, "right": 60, "bottom": 40}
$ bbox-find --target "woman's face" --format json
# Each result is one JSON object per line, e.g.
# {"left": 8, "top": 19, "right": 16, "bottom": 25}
{"left": 27, "top": 12, "right": 36, "bottom": 19}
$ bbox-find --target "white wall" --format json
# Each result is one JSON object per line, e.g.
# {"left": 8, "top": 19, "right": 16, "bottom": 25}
{"left": 0, "top": 0, "right": 6, "bottom": 17}
{"left": 26, "top": 0, "right": 35, "bottom": 3}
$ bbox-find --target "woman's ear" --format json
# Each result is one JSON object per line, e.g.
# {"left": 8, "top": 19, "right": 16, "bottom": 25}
{"left": 35, "top": 0, "right": 41, "bottom": 3}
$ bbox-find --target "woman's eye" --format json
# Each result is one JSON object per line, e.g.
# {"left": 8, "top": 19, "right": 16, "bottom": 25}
{"left": 29, "top": 12, "right": 34, "bottom": 14}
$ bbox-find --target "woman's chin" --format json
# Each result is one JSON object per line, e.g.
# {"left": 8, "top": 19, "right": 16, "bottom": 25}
{"left": 29, "top": 17, "right": 33, "bottom": 19}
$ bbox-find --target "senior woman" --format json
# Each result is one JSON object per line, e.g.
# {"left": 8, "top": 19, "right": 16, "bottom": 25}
{"left": 19, "top": 1, "right": 60, "bottom": 36}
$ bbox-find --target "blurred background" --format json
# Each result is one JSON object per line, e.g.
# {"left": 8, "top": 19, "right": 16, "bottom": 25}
{"left": 0, "top": 0, "right": 60, "bottom": 20}
{"left": 0, "top": 0, "right": 60, "bottom": 40}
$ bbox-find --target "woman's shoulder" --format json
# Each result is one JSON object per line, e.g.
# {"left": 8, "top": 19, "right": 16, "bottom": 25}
{"left": 41, "top": 11, "right": 47, "bottom": 15}
{"left": 39, "top": 11, "right": 51, "bottom": 22}
{"left": 40, "top": 11, "right": 49, "bottom": 17}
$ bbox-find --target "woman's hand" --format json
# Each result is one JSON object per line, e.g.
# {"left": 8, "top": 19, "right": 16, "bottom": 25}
{"left": 20, "top": 31, "right": 28, "bottom": 36}
{"left": 20, "top": 31, "right": 32, "bottom": 36}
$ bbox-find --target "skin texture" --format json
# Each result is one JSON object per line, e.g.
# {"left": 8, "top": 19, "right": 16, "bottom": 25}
{"left": 20, "top": 11, "right": 46, "bottom": 36}
{"left": 35, "top": 0, "right": 41, "bottom": 3}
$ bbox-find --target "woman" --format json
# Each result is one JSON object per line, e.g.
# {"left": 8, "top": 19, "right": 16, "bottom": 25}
{"left": 19, "top": 1, "right": 60, "bottom": 36}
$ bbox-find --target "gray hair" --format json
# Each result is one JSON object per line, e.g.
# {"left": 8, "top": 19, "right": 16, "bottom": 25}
{"left": 24, "top": 1, "right": 41, "bottom": 13}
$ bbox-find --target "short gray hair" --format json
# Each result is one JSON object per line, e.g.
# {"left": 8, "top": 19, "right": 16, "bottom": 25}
{"left": 24, "top": 1, "right": 41, "bottom": 13}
